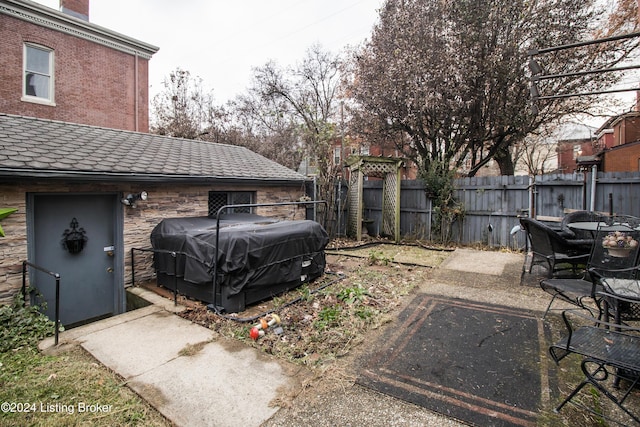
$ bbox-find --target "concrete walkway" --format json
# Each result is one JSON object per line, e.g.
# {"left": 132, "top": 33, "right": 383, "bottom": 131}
{"left": 39, "top": 288, "right": 302, "bottom": 427}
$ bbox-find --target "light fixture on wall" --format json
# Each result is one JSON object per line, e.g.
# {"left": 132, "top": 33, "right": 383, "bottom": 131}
{"left": 121, "top": 191, "right": 148, "bottom": 208}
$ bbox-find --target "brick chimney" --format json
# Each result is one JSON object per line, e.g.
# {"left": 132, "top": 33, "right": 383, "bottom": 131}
{"left": 60, "top": 0, "right": 89, "bottom": 21}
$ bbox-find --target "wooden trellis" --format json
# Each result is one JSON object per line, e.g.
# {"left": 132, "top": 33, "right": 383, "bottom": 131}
{"left": 346, "top": 155, "right": 403, "bottom": 242}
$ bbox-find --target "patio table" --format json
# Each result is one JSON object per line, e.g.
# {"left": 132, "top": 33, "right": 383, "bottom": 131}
{"left": 567, "top": 221, "right": 606, "bottom": 232}
{"left": 568, "top": 221, "right": 640, "bottom": 241}
{"left": 569, "top": 221, "right": 640, "bottom": 231}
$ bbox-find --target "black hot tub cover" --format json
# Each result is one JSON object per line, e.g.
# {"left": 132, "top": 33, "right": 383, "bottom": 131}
{"left": 150, "top": 214, "right": 329, "bottom": 296}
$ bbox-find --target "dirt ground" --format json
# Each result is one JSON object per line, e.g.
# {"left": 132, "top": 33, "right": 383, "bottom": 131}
{"left": 176, "top": 243, "right": 444, "bottom": 367}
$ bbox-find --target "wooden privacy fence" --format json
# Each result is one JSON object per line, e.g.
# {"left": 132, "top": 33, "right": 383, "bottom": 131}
{"left": 355, "top": 171, "right": 640, "bottom": 248}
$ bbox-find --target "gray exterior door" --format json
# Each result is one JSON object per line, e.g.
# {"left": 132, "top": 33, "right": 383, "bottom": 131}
{"left": 29, "top": 193, "right": 123, "bottom": 327}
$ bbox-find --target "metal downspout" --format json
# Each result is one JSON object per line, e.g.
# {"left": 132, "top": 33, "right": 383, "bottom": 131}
{"left": 590, "top": 164, "right": 597, "bottom": 211}
{"left": 528, "top": 175, "right": 534, "bottom": 217}
{"left": 135, "top": 51, "right": 139, "bottom": 132}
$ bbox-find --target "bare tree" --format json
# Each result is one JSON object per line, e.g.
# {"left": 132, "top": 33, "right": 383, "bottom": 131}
{"left": 149, "top": 67, "right": 304, "bottom": 171}
{"left": 347, "top": 0, "right": 639, "bottom": 180}
{"left": 229, "top": 84, "right": 306, "bottom": 171}
{"left": 517, "top": 125, "right": 560, "bottom": 176}
{"left": 150, "top": 68, "right": 216, "bottom": 139}
{"left": 247, "top": 44, "right": 344, "bottom": 233}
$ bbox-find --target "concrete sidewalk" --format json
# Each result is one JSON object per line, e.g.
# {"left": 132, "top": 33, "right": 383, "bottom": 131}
{"left": 39, "top": 288, "right": 303, "bottom": 427}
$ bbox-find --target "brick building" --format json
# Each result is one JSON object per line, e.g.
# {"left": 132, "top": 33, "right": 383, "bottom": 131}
{"left": 0, "top": 0, "right": 311, "bottom": 327}
{"left": 599, "top": 112, "right": 640, "bottom": 172}
{"left": 575, "top": 111, "right": 640, "bottom": 172}
{"left": 0, "top": 0, "right": 157, "bottom": 132}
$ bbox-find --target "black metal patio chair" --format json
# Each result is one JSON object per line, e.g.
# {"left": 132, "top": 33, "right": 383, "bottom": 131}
{"left": 519, "top": 217, "right": 591, "bottom": 283}
{"left": 559, "top": 210, "right": 605, "bottom": 242}
{"left": 549, "top": 305, "right": 640, "bottom": 425}
{"left": 595, "top": 266, "right": 640, "bottom": 326}
{"left": 595, "top": 277, "right": 640, "bottom": 389}
{"left": 539, "top": 215, "right": 640, "bottom": 319}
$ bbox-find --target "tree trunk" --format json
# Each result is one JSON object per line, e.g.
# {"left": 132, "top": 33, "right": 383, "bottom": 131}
{"left": 495, "top": 146, "right": 515, "bottom": 176}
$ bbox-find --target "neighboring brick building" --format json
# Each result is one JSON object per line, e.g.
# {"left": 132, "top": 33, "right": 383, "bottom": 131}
{"left": 0, "top": 0, "right": 312, "bottom": 327}
{"left": 602, "top": 140, "right": 640, "bottom": 172}
{"left": 575, "top": 111, "right": 640, "bottom": 172}
{"left": 0, "top": 0, "right": 158, "bottom": 132}
{"left": 324, "top": 136, "right": 418, "bottom": 182}
{"left": 556, "top": 137, "right": 595, "bottom": 173}
{"left": 599, "top": 112, "right": 640, "bottom": 172}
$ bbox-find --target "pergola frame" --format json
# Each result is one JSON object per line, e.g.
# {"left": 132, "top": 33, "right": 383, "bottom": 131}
{"left": 346, "top": 155, "right": 403, "bottom": 242}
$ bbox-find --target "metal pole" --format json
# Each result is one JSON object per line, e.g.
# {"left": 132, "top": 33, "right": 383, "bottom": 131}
{"left": 535, "top": 86, "right": 640, "bottom": 100}
{"left": 313, "top": 176, "right": 318, "bottom": 222}
{"left": 582, "top": 172, "right": 587, "bottom": 211}
{"left": 130, "top": 248, "right": 135, "bottom": 286}
{"left": 21, "top": 261, "right": 27, "bottom": 303}
{"left": 529, "top": 30, "right": 640, "bottom": 55}
{"left": 528, "top": 175, "right": 535, "bottom": 218}
{"left": 609, "top": 193, "right": 614, "bottom": 216}
{"left": 54, "top": 274, "right": 60, "bottom": 346}
{"left": 22, "top": 261, "right": 61, "bottom": 345}
{"left": 172, "top": 252, "right": 177, "bottom": 306}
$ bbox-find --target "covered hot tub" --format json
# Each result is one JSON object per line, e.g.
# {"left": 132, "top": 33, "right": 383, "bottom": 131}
{"left": 150, "top": 214, "right": 329, "bottom": 312}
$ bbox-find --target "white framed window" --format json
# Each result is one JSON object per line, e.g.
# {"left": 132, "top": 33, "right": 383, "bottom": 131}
{"left": 573, "top": 145, "right": 582, "bottom": 159}
{"left": 333, "top": 147, "right": 341, "bottom": 165}
{"left": 23, "top": 43, "right": 54, "bottom": 104}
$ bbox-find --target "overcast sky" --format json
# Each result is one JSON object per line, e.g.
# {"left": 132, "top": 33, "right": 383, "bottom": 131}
{"left": 35, "top": 0, "right": 385, "bottom": 103}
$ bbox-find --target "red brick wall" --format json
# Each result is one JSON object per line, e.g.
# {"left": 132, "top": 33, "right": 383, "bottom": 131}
{"left": 0, "top": 13, "right": 150, "bottom": 132}
{"left": 61, "top": 0, "right": 89, "bottom": 18}
{"left": 556, "top": 142, "right": 574, "bottom": 172}
{"left": 557, "top": 139, "right": 594, "bottom": 173}
{"left": 603, "top": 142, "right": 640, "bottom": 172}
{"left": 613, "top": 116, "right": 640, "bottom": 146}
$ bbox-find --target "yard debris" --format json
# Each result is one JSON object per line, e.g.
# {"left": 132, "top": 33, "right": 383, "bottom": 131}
{"left": 249, "top": 314, "right": 281, "bottom": 340}
{"left": 178, "top": 248, "right": 437, "bottom": 366}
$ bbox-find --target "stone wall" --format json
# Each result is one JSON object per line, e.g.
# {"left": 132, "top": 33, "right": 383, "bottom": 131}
{"left": 0, "top": 183, "right": 28, "bottom": 305}
{"left": 0, "top": 180, "right": 307, "bottom": 305}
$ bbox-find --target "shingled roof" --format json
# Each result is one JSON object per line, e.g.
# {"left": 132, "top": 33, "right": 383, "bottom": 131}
{"left": 0, "top": 114, "right": 306, "bottom": 184}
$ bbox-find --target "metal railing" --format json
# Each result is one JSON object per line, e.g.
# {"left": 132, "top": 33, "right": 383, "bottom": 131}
{"left": 21, "top": 261, "right": 61, "bottom": 346}
{"left": 131, "top": 247, "right": 179, "bottom": 306}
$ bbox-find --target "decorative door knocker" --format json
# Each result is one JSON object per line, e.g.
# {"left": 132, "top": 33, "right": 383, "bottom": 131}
{"left": 61, "top": 217, "right": 88, "bottom": 254}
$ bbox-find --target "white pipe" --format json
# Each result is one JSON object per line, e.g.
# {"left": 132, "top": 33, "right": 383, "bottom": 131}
{"left": 590, "top": 164, "right": 597, "bottom": 211}
{"left": 528, "top": 175, "right": 534, "bottom": 217}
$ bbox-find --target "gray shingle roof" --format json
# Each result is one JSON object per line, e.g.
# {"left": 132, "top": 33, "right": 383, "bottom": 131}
{"left": 0, "top": 114, "right": 307, "bottom": 183}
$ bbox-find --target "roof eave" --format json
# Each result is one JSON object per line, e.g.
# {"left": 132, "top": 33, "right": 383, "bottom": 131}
{"left": 0, "top": 169, "right": 309, "bottom": 185}
{"left": 1, "top": 0, "right": 159, "bottom": 58}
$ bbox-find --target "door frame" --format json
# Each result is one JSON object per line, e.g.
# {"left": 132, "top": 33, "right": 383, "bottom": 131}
{"left": 26, "top": 191, "right": 126, "bottom": 319}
